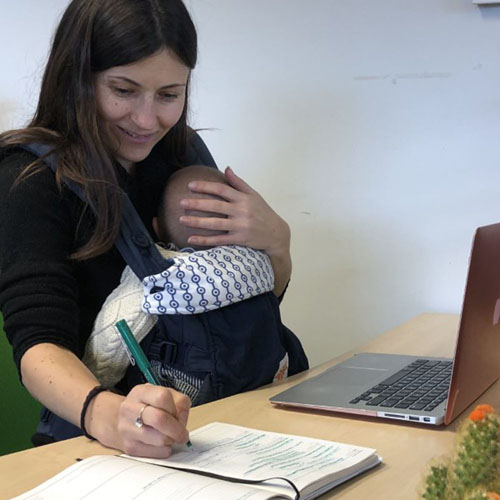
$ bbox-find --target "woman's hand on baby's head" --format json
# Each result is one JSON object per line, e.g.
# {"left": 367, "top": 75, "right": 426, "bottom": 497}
{"left": 180, "top": 166, "right": 290, "bottom": 256}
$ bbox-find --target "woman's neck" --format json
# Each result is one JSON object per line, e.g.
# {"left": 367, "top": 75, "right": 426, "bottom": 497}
{"left": 118, "top": 159, "right": 135, "bottom": 175}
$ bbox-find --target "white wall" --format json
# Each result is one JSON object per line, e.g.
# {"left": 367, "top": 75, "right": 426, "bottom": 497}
{"left": 2, "top": 1, "right": 500, "bottom": 367}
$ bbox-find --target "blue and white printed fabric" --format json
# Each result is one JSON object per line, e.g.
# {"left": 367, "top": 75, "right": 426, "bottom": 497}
{"left": 84, "top": 244, "right": 274, "bottom": 387}
{"left": 142, "top": 245, "right": 274, "bottom": 315}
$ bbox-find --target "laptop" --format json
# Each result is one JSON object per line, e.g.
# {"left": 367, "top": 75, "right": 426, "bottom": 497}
{"left": 270, "top": 223, "right": 500, "bottom": 425}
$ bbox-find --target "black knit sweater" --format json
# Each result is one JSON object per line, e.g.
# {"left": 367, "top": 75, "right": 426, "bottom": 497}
{"left": 0, "top": 147, "right": 177, "bottom": 375}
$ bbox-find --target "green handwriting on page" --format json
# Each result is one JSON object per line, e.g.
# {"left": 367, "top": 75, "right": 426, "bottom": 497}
{"left": 129, "top": 422, "right": 382, "bottom": 500}
{"left": 10, "top": 423, "right": 381, "bottom": 500}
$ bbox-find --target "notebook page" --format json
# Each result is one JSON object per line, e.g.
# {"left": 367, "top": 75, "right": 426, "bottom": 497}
{"left": 9, "top": 455, "right": 284, "bottom": 500}
{"left": 128, "top": 422, "right": 380, "bottom": 498}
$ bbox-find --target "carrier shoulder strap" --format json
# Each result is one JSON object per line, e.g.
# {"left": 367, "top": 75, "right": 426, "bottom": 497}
{"left": 184, "top": 130, "right": 218, "bottom": 168}
{"left": 21, "top": 143, "right": 169, "bottom": 279}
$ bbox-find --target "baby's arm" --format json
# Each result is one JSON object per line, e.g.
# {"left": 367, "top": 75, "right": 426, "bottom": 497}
{"left": 83, "top": 265, "right": 157, "bottom": 387}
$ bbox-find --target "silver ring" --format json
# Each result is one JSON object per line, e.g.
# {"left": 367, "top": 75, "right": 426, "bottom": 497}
{"left": 135, "top": 404, "right": 149, "bottom": 428}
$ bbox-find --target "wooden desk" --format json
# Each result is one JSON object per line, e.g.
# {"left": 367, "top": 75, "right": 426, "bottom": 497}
{"left": 1, "top": 314, "right": 499, "bottom": 499}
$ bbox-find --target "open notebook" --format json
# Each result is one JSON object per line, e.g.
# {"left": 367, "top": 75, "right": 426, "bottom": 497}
{"left": 271, "top": 223, "right": 500, "bottom": 425}
{"left": 10, "top": 422, "right": 381, "bottom": 500}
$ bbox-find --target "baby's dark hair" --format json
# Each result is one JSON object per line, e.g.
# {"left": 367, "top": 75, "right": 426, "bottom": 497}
{"left": 156, "top": 165, "right": 229, "bottom": 249}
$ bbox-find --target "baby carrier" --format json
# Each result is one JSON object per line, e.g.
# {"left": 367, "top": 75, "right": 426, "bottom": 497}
{"left": 22, "top": 136, "right": 308, "bottom": 441}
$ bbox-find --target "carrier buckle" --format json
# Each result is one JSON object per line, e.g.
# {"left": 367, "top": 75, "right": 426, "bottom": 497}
{"left": 159, "top": 341, "right": 178, "bottom": 364}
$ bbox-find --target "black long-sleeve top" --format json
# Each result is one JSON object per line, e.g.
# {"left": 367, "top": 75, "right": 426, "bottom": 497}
{"left": 0, "top": 146, "right": 178, "bottom": 376}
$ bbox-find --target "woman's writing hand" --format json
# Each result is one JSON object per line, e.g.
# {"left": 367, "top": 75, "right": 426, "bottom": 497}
{"left": 113, "top": 384, "right": 191, "bottom": 458}
{"left": 21, "top": 344, "right": 191, "bottom": 459}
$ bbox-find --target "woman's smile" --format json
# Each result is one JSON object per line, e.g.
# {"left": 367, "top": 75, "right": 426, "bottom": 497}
{"left": 116, "top": 125, "right": 158, "bottom": 145}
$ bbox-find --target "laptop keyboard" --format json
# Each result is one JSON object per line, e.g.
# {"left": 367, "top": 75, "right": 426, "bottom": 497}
{"left": 349, "top": 359, "right": 452, "bottom": 412}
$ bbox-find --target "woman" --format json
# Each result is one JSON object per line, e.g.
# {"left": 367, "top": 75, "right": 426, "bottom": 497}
{"left": 0, "top": 0, "right": 292, "bottom": 458}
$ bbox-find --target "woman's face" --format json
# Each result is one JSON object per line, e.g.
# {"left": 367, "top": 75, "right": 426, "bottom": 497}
{"left": 94, "top": 49, "right": 190, "bottom": 171}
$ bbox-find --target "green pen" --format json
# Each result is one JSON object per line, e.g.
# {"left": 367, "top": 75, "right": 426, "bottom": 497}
{"left": 115, "top": 319, "right": 192, "bottom": 448}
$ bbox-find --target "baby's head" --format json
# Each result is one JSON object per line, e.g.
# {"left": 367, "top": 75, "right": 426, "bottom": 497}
{"left": 153, "top": 165, "right": 229, "bottom": 250}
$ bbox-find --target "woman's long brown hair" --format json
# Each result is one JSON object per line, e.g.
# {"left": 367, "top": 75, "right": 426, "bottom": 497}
{"left": 0, "top": 0, "right": 197, "bottom": 260}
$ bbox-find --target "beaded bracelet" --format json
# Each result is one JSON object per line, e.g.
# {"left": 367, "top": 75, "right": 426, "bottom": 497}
{"left": 80, "top": 385, "right": 108, "bottom": 440}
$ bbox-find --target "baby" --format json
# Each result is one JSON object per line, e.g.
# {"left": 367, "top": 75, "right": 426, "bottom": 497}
{"left": 83, "top": 166, "right": 276, "bottom": 389}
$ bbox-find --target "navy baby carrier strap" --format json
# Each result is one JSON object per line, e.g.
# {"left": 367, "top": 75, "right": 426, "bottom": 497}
{"left": 21, "top": 138, "right": 308, "bottom": 443}
{"left": 21, "top": 137, "right": 215, "bottom": 279}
